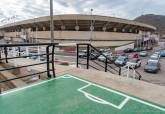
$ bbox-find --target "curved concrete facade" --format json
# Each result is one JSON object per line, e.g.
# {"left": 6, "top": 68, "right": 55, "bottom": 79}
{"left": 0, "top": 14, "right": 157, "bottom": 47}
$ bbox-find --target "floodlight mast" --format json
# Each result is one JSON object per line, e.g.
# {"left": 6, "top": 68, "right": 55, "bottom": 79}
{"left": 90, "top": 8, "right": 93, "bottom": 44}
{"left": 50, "top": 0, "right": 54, "bottom": 43}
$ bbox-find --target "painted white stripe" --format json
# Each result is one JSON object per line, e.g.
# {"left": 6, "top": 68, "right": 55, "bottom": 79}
{"left": 68, "top": 75, "right": 128, "bottom": 97}
{"left": 78, "top": 85, "right": 122, "bottom": 109}
{"left": 0, "top": 76, "right": 65, "bottom": 96}
{"left": 84, "top": 92, "right": 121, "bottom": 109}
{"left": 118, "top": 97, "right": 130, "bottom": 109}
{"left": 78, "top": 83, "right": 91, "bottom": 91}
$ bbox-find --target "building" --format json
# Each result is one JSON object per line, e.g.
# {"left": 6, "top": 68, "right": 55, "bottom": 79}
{"left": 0, "top": 14, "right": 157, "bottom": 47}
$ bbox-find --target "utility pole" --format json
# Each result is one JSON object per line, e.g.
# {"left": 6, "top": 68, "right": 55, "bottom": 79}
{"left": 50, "top": 0, "right": 54, "bottom": 43}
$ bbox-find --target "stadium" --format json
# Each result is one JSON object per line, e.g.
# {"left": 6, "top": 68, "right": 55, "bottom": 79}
{"left": 0, "top": 14, "right": 157, "bottom": 47}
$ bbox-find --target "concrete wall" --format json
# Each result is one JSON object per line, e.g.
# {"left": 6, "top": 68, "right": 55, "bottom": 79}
{"left": 4, "top": 31, "right": 138, "bottom": 41}
{"left": 115, "top": 43, "right": 134, "bottom": 51}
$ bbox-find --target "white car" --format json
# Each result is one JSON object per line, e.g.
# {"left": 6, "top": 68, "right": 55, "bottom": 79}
{"left": 154, "top": 52, "right": 160, "bottom": 58}
{"left": 149, "top": 54, "right": 160, "bottom": 61}
{"left": 98, "top": 52, "right": 112, "bottom": 61}
{"left": 126, "top": 58, "right": 141, "bottom": 69}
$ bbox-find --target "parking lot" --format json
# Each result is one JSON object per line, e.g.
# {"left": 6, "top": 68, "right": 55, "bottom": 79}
{"left": 54, "top": 47, "right": 165, "bottom": 86}
{"left": 137, "top": 56, "right": 165, "bottom": 86}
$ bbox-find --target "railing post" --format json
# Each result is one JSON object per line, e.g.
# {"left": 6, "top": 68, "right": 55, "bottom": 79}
{"left": 119, "top": 67, "right": 121, "bottom": 75}
{"left": 18, "top": 47, "right": 21, "bottom": 57}
{"left": 46, "top": 46, "right": 51, "bottom": 78}
{"left": 0, "top": 87, "right": 1, "bottom": 94}
{"left": 4, "top": 47, "right": 8, "bottom": 63}
{"left": 0, "top": 48, "right": 1, "bottom": 63}
{"left": 51, "top": 44, "right": 56, "bottom": 78}
{"left": 105, "top": 58, "right": 107, "bottom": 72}
{"left": 87, "top": 44, "right": 90, "bottom": 69}
{"left": 76, "top": 44, "right": 79, "bottom": 68}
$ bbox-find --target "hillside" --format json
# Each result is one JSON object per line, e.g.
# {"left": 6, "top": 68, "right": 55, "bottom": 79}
{"left": 134, "top": 14, "right": 165, "bottom": 35}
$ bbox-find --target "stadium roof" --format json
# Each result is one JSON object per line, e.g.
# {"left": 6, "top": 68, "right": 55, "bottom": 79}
{"left": 0, "top": 14, "right": 156, "bottom": 32}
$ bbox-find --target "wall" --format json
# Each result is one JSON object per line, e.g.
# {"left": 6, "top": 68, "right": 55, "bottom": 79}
{"left": 115, "top": 43, "right": 134, "bottom": 51}
{"left": 4, "top": 31, "right": 138, "bottom": 41}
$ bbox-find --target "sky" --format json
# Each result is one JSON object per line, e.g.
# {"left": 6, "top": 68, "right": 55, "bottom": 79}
{"left": 0, "top": 0, "right": 165, "bottom": 25}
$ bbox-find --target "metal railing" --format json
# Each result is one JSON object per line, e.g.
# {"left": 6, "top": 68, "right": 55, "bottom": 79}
{"left": 76, "top": 43, "right": 142, "bottom": 80}
{"left": 120, "top": 64, "right": 142, "bottom": 80}
{"left": 76, "top": 43, "right": 121, "bottom": 75}
{"left": 0, "top": 43, "right": 57, "bottom": 93}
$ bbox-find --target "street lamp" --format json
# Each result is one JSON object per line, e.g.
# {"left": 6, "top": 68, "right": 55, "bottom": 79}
{"left": 90, "top": 8, "right": 93, "bottom": 44}
{"left": 50, "top": 0, "right": 54, "bottom": 43}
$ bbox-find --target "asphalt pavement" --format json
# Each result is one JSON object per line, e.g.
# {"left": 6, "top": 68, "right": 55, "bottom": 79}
{"left": 55, "top": 51, "right": 165, "bottom": 86}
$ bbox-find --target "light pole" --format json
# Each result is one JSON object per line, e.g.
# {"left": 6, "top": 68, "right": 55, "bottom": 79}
{"left": 90, "top": 8, "right": 93, "bottom": 44}
{"left": 50, "top": 0, "right": 54, "bottom": 43}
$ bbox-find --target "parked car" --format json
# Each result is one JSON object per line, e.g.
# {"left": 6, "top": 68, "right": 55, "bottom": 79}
{"left": 109, "top": 56, "right": 118, "bottom": 63}
{"left": 154, "top": 51, "right": 161, "bottom": 57}
{"left": 98, "top": 55, "right": 106, "bottom": 61}
{"left": 129, "top": 53, "right": 139, "bottom": 59}
{"left": 160, "top": 50, "right": 165, "bottom": 57}
{"left": 126, "top": 58, "right": 141, "bottom": 69}
{"left": 141, "top": 47, "right": 147, "bottom": 51}
{"left": 144, "top": 60, "right": 160, "bottom": 73}
{"left": 97, "top": 52, "right": 112, "bottom": 61}
{"left": 139, "top": 51, "right": 148, "bottom": 57}
{"left": 149, "top": 54, "right": 160, "bottom": 61}
{"left": 133, "top": 48, "right": 141, "bottom": 52}
{"left": 29, "top": 52, "right": 38, "bottom": 60}
{"left": 147, "top": 47, "right": 153, "bottom": 50}
{"left": 123, "top": 48, "right": 134, "bottom": 53}
{"left": 115, "top": 56, "right": 128, "bottom": 66}
{"left": 89, "top": 52, "right": 99, "bottom": 60}
{"left": 78, "top": 51, "right": 87, "bottom": 58}
{"left": 40, "top": 57, "right": 46, "bottom": 61}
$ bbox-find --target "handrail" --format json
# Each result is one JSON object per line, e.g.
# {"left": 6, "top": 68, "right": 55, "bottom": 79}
{"left": 120, "top": 64, "right": 142, "bottom": 80}
{"left": 0, "top": 71, "right": 49, "bottom": 83}
{"left": 0, "top": 43, "right": 58, "bottom": 47}
{"left": 77, "top": 43, "right": 121, "bottom": 75}
{"left": 0, "top": 43, "right": 57, "bottom": 93}
{"left": 0, "top": 62, "right": 49, "bottom": 72}
{"left": 0, "top": 53, "right": 52, "bottom": 61}
{"left": 77, "top": 43, "right": 141, "bottom": 80}
{"left": 91, "top": 60, "right": 106, "bottom": 69}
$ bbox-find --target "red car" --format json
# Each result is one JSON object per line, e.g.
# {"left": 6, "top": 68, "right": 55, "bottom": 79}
{"left": 129, "top": 53, "right": 139, "bottom": 59}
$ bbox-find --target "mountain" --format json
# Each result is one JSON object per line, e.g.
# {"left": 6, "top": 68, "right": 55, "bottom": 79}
{"left": 134, "top": 14, "right": 165, "bottom": 36}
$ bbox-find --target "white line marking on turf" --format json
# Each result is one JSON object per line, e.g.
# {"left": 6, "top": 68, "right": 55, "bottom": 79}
{"left": 66, "top": 74, "right": 165, "bottom": 112}
{"left": 77, "top": 83, "right": 129, "bottom": 109}
{"left": 78, "top": 83, "right": 91, "bottom": 91}
{"left": 61, "top": 75, "right": 72, "bottom": 78}
{"left": 0, "top": 76, "right": 65, "bottom": 96}
{"left": 84, "top": 92, "right": 122, "bottom": 109}
{"left": 84, "top": 93, "right": 109, "bottom": 105}
{"left": 118, "top": 97, "right": 130, "bottom": 109}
